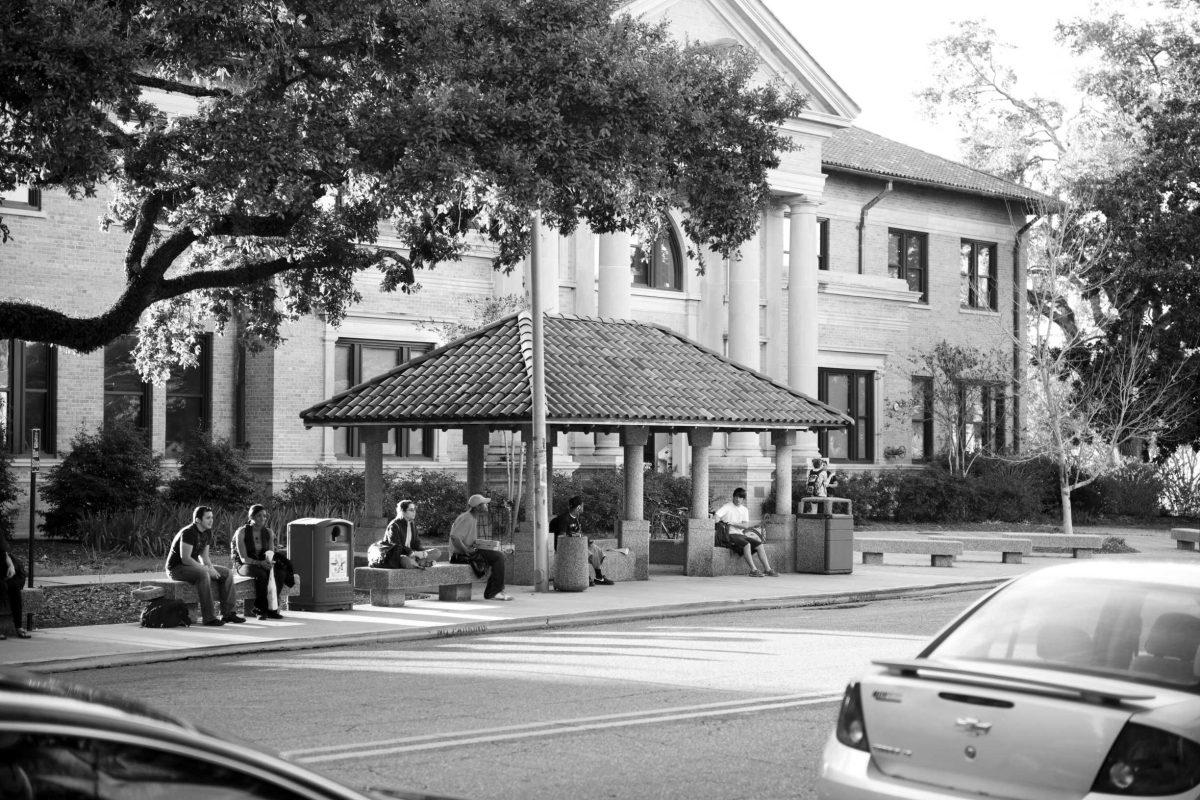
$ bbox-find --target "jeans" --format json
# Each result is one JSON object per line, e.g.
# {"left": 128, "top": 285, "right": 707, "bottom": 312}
{"left": 236, "top": 562, "right": 285, "bottom": 612}
{"left": 169, "top": 564, "right": 237, "bottom": 622}
{"left": 2, "top": 557, "right": 25, "bottom": 625}
{"left": 476, "top": 549, "right": 506, "bottom": 598}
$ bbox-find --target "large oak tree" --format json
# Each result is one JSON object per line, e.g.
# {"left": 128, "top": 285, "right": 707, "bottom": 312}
{"left": 0, "top": 0, "right": 804, "bottom": 371}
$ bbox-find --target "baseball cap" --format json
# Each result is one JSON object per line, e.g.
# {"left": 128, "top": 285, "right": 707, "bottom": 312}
{"left": 468, "top": 494, "right": 491, "bottom": 508}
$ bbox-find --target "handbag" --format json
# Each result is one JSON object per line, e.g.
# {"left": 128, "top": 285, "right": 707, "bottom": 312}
{"left": 367, "top": 540, "right": 395, "bottom": 568}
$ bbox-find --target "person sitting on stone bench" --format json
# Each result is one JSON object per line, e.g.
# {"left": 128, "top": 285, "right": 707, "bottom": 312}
{"left": 383, "top": 500, "right": 441, "bottom": 569}
{"left": 714, "top": 487, "right": 778, "bottom": 577}
{"left": 167, "top": 505, "right": 245, "bottom": 626}
{"left": 0, "top": 529, "right": 30, "bottom": 639}
{"left": 449, "top": 494, "right": 512, "bottom": 601}
{"left": 550, "top": 495, "right": 614, "bottom": 586}
{"left": 232, "top": 503, "right": 292, "bottom": 620}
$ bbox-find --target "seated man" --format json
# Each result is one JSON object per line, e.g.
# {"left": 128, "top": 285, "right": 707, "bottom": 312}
{"left": 449, "top": 494, "right": 512, "bottom": 601}
{"left": 550, "top": 495, "right": 615, "bottom": 586}
{"left": 167, "top": 506, "right": 245, "bottom": 626}
{"left": 714, "top": 487, "right": 778, "bottom": 577}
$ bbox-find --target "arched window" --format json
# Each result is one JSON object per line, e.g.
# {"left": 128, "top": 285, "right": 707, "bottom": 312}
{"left": 631, "top": 217, "right": 684, "bottom": 291}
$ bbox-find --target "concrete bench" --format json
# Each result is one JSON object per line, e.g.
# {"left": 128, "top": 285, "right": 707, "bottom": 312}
{"left": 1171, "top": 528, "right": 1200, "bottom": 551}
{"left": 855, "top": 538, "right": 963, "bottom": 567}
{"left": 354, "top": 564, "right": 476, "bottom": 607}
{"left": 1001, "top": 533, "right": 1104, "bottom": 558}
{"left": 951, "top": 537, "right": 1033, "bottom": 564}
{"left": 0, "top": 587, "right": 44, "bottom": 634}
{"left": 709, "top": 545, "right": 775, "bottom": 576}
{"left": 137, "top": 574, "right": 301, "bottom": 618}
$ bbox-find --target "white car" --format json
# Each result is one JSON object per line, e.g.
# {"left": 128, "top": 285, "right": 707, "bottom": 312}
{"left": 819, "top": 560, "right": 1200, "bottom": 800}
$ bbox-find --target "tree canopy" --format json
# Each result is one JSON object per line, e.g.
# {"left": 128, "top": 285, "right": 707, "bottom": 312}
{"left": 0, "top": 0, "right": 804, "bottom": 374}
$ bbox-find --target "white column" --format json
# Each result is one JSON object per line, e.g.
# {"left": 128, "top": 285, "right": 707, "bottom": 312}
{"left": 597, "top": 231, "right": 632, "bottom": 319}
{"left": 788, "top": 198, "right": 821, "bottom": 459}
{"left": 764, "top": 203, "right": 786, "bottom": 380}
{"left": 536, "top": 217, "right": 560, "bottom": 314}
{"left": 572, "top": 230, "right": 597, "bottom": 317}
{"left": 727, "top": 214, "right": 762, "bottom": 455}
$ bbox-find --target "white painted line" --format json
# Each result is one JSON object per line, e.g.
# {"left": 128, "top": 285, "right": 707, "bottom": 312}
{"left": 285, "top": 691, "right": 841, "bottom": 764}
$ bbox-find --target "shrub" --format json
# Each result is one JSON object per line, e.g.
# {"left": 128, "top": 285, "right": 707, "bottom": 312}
{"left": 836, "top": 472, "right": 899, "bottom": 523}
{"left": 41, "top": 424, "right": 161, "bottom": 536}
{"left": 892, "top": 470, "right": 980, "bottom": 523}
{"left": 0, "top": 450, "right": 17, "bottom": 540}
{"left": 276, "top": 465, "right": 366, "bottom": 511}
{"left": 645, "top": 470, "right": 692, "bottom": 536}
{"left": 1094, "top": 462, "right": 1164, "bottom": 518}
{"left": 971, "top": 458, "right": 1046, "bottom": 523}
{"left": 386, "top": 469, "right": 469, "bottom": 538}
{"left": 166, "top": 435, "right": 264, "bottom": 509}
{"left": 552, "top": 469, "right": 623, "bottom": 537}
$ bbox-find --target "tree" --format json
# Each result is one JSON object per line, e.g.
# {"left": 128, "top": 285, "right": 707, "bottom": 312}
{"left": 0, "top": 0, "right": 805, "bottom": 377}
{"left": 419, "top": 294, "right": 528, "bottom": 346}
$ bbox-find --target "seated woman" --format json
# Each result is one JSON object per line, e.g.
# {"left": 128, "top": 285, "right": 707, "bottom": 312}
{"left": 232, "top": 504, "right": 289, "bottom": 620}
{"left": 714, "top": 487, "right": 778, "bottom": 577}
{"left": 384, "top": 500, "right": 440, "bottom": 569}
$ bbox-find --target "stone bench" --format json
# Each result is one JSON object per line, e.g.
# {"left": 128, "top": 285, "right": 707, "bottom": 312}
{"left": 1001, "top": 533, "right": 1104, "bottom": 558}
{"left": 1171, "top": 528, "right": 1200, "bottom": 551}
{"left": 550, "top": 537, "right": 635, "bottom": 583}
{"left": 709, "top": 544, "right": 775, "bottom": 576}
{"left": 0, "top": 587, "right": 44, "bottom": 634}
{"left": 855, "top": 538, "right": 963, "bottom": 567}
{"left": 137, "top": 574, "right": 301, "bottom": 618}
{"left": 951, "top": 537, "right": 1033, "bottom": 564}
{"left": 354, "top": 564, "right": 476, "bottom": 607}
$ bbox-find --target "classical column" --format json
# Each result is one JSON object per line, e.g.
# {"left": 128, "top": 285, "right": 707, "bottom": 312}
{"left": 764, "top": 202, "right": 786, "bottom": 380}
{"left": 534, "top": 215, "right": 560, "bottom": 314}
{"left": 620, "top": 426, "right": 650, "bottom": 580}
{"left": 788, "top": 198, "right": 821, "bottom": 458}
{"left": 597, "top": 231, "right": 632, "bottom": 319}
{"left": 726, "top": 215, "right": 762, "bottom": 455}
{"left": 686, "top": 428, "right": 714, "bottom": 577}
{"left": 464, "top": 427, "right": 488, "bottom": 495}
{"left": 573, "top": 229, "right": 598, "bottom": 317}
{"left": 771, "top": 430, "right": 796, "bottom": 514}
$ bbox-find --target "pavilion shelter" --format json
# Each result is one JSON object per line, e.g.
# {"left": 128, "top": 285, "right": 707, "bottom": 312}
{"left": 299, "top": 312, "right": 851, "bottom": 582}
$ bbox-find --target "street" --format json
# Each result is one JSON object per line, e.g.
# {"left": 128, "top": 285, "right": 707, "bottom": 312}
{"left": 67, "top": 590, "right": 986, "bottom": 800}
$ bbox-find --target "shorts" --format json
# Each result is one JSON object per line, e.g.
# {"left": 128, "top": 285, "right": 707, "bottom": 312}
{"left": 726, "top": 533, "right": 761, "bottom": 553}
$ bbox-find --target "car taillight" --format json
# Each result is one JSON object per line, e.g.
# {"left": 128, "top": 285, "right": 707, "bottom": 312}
{"left": 835, "top": 683, "right": 869, "bottom": 752}
{"left": 1091, "top": 723, "right": 1200, "bottom": 795}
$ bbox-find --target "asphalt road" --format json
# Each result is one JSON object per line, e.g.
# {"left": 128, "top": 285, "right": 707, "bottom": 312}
{"left": 68, "top": 589, "right": 988, "bottom": 800}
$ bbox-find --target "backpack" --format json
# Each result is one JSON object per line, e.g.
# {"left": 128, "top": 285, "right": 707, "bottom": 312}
{"left": 367, "top": 539, "right": 395, "bottom": 568}
{"left": 139, "top": 598, "right": 193, "bottom": 628}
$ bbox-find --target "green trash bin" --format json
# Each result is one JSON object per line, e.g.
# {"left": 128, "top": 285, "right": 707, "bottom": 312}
{"left": 794, "top": 497, "right": 854, "bottom": 575}
{"left": 287, "top": 517, "right": 354, "bottom": 611}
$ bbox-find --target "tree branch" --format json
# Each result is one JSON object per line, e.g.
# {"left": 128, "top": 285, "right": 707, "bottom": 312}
{"left": 157, "top": 257, "right": 295, "bottom": 296}
{"left": 132, "top": 74, "right": 231, "bottom": 98}
{"left": 124, "top": 193, "right": 166, "bottom": 280}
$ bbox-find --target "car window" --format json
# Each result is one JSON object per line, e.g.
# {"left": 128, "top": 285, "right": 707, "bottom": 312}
{"left": 927, "top": 576, "right": 1200, "bottom": 691}
{"left": 0, "top": 732, "right": 312, "bottom": 800}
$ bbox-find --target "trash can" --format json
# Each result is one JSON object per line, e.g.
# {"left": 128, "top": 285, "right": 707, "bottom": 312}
{"left": 287, "top": 518, "right": 354, "bottom": 611}
{"left": 554, "top": 536, "right": 590, "bottom": 592}
{"left": 794, "top": 497, "right": 854, "bottom": 575}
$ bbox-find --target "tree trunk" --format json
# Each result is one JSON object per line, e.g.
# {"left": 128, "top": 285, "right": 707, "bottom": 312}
{"left": 1059, "top": 481, "right": 1074, "bottom": 536}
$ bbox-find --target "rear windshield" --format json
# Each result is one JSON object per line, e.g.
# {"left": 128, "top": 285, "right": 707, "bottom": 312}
{"left": 926, "top": 575, "right": 1200, "bottom": 692}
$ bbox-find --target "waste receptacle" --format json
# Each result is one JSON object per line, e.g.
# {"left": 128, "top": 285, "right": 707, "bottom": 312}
{"left": 794, "top": 497, "right": 854, "bottom": 574}
{"left": 287, "top": 518, "right": 354, "bottom": 611}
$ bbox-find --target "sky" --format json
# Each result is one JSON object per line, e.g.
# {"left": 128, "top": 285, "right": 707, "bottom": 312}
{"left": 761, "top": 0, "right": 1101, "bottom": 161}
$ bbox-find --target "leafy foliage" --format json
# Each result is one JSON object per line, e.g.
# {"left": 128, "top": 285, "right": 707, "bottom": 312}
{"left": 552, "top": 469, "right": 623, "bottom": 537}
{"left": 385, "top": 470, "right": 470, "bottom": 538}
{"left": 0, "top": 450, "right": 18, "bottom": 540}
{"left": 1094, "top": 462, "right": 1164, "bottom": 518}
{"left": 0, "top": 0, "right": 805, "bottom": 368}
{"left": 275, "top": 465, "right": 368, "bottom": 511}
{"left": 165, "top": 435, "right": 264, "bottom": 509}
{"left": 41, "top": 425, "right": 162, "bottom": 536}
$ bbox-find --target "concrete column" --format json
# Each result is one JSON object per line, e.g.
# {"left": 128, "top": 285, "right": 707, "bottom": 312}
{"left": 572, "top": 230, "right": 598, "bottom": 317}
{"left": 359, "top": 427, "right": 389, "bottom": 550}
{"left": 597, "top": 232, "right": 632, "bottom": 319}
{"left": 535, "top": 215, "right": 560, "bottom": 314}
{"left": 620, "top": 426, "right": 650, "bottom": 580}
{"left": 699, "top": 249, "right": 727, "bottom": 353}
{"left": 464, "top": 427, "right": 489, "bottom": 495}
{"left": 727, "top": 214, "right": 762, "bottom": 455}
{"left": 688, "top": 429, "right": 713, "bottom": 518}
{"left": 788, "top": 198, "right": 821, "bottom": 459}
{"left": 772, "top": 430, "right": 796, "bottom": 515}
{"left": 764, "top": 202, "right": 787, "bottom": 380}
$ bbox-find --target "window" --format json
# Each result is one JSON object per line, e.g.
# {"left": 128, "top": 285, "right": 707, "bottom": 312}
{"left": 888, "top": 229, "right": 927, "bottom": 302}
{"left": 2, "top": 339, "right": 56, "bottom": 454}
{"left": 960, "top": 383, "right": 1006, "bottom": 452}
{"left": 817, "top": 218, "right": 830, "bottom": 271}
{"left": 104, "top": 335, "right": 152, "bottom": 438}
{"left": 631, "top": 216, "right": 684, "bottom": 290}
{"left": 911, "top": 377, "right": 934, "bottom": 462}
{"left": 165, "top": 335, "right": 212, "bottom": 457}
{"left": 334, "top": 340, "right": 433, "bottom": 458}
{"left": 0, "top": 186, "right": 41, "bottom": 212}
{"left": 960, "top": 240, "right": 998, "bottom": 310}
{"left": 818, "top": 368, "right": 874, "bottom": 462}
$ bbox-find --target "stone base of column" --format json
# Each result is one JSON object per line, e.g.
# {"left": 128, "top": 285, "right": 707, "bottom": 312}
{"left": 765, "top": 514, "right": 796, "bottom": 571}
{"left": 709, "top": 458, "right": 776, "bottom": 514}
{"left": 618, "top": 520, "right": 650, "bottom": 580}
{"left": 685, "top": 518, "right": 716, "bottom": 577}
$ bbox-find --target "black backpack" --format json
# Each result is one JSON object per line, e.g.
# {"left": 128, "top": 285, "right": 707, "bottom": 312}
{"left": 139, "top": 598, "right": 193, "bottom": 628}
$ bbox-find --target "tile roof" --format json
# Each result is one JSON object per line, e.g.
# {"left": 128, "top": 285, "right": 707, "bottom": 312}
{"left": 299, "top": 314, "right": 852, "bottom": 431}
{"left": 823, "top": 126, "right": 1054, "bottom": 204}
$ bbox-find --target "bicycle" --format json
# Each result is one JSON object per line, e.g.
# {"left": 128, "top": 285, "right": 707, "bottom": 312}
{"left": 650, "top": 505, "right": 691, "bottom": 540}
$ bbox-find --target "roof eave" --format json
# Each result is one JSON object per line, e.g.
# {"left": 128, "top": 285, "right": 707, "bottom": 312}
{"left": 822, "top": 163, "right": 1049, "bottom": 205}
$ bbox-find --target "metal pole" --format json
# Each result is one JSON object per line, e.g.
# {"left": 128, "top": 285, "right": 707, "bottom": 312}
{"left": 530, "top": 216, "right": 550, "bottom": 592}
{"left": 27, "top": 428, "right": 39, "bottom": 631}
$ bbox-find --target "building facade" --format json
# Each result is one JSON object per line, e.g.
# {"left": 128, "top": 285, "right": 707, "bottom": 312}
{"left": 0, "top": 0, "right": 1043, "bottom": 532}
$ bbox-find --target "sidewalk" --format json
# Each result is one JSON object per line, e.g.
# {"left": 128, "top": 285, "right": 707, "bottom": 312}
{"left": 6, "top": 527, "right": 1190, "bottom": 675}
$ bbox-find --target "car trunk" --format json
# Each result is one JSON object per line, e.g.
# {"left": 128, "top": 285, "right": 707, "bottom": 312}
{"left": 860, "top": 661, "right": 1146, "bottom": 800}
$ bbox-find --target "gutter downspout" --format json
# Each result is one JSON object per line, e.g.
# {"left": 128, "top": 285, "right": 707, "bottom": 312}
{"left": 858, "top": 181, "right": 893, "bottom": 274}
{"left": 1011, "top": 214, "right": 1039, "bottom": 454}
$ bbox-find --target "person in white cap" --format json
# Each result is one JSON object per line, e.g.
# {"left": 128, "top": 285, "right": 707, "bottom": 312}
{"left": 449, "top": 494, "right": 511, "bottom": 600}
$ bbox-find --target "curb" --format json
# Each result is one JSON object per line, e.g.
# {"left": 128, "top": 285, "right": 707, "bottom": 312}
{"left": 17, "top": 579, "right": 1006, "bottom": 674}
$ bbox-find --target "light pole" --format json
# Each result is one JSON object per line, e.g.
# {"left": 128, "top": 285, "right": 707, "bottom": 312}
{"left": 27, "top": 427, "right": 39, "bottom": 632}
{"left": 529, "top": 216, "right": 550, "bottom": 592}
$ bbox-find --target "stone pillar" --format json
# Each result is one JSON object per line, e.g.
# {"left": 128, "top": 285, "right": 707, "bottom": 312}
{"left": 726, "top": 215, "right": 762, "bottom": 456}
{"left": 764, "top": 202, "right": 786, "bottom": 380}
{"left": 597, "top": 232, "right": 632, "bottom": 319}
{"left": 772, "top": 430, "right": 796, "bottom": 515}
{"left": 620, "top": 426, "right": 650, "bottom": 580}
{"left": 464, "top": 427, "right": 488, "bottom": 495}
{"left": 686, "top": 429, "right": 714, "bottom": 576}
{"left": 573, "top": 230, "right": 598, "bottom": 317}
{"left": 788, "top": 198, "right": 821, "bottom": 459}
{"left": 359, "top": 427, "right": 389, "bottom": 552}
{"left": 534, "top": 215, "right": 560, "bottom": 314}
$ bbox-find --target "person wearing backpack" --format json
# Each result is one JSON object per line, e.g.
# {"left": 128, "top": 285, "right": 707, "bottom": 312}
{"left": 382, "top": 499, "right": 441, "bottom": 569}
{"left": 166, "top": 506, "right": 245, "bottom": 627}
{"left": 232, "top": 504, "right": 289, "bottom": 620}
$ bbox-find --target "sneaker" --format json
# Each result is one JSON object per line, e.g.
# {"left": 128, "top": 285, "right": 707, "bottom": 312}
{"left": 266, "top": 610, "right": 284, "bottom": 620}
{"left": 594, "top": 576, "right": 615, "bottom": 586}
{"left": 748, "top": 570, "right": 765, "bottom": 577}
{"left": 203, "top": 618, "right": 225, "bottom": 627}
{"left": 487, "top": 592, "right": 515, "bottom": 601}
{"left": 222, "top": 614, "right": 247, "bottom": 624}
{"left": 764, "top": 569, "right": 779, "bottom": 577}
